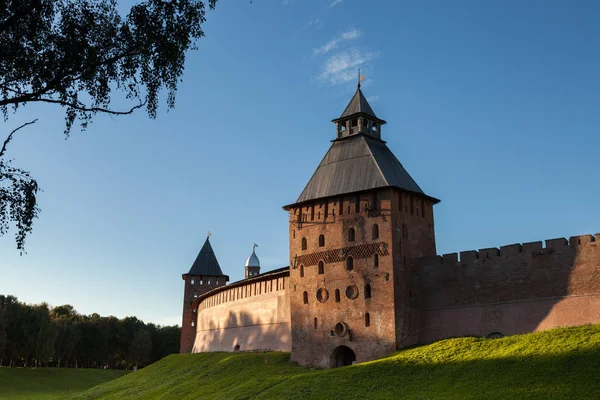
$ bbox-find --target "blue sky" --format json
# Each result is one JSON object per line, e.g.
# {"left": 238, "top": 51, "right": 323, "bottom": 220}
{"left": 1, "top": 0, "right": 599, "bottom": 326}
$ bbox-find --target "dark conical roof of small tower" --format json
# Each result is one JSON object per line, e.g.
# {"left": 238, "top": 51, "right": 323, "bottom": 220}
{"left": 332, "top": 85, "right": 386, "bottom": 124}
{"left": 187, "top": 237, "right": 226, "bottom": 276}
{"left": 339, "top": 87, "right": 377, "bottom": 119}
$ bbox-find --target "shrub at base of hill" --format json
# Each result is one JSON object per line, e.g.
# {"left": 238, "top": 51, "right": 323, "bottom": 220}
{"left": 68, "top": 324, "right": 600, "bottom": 400}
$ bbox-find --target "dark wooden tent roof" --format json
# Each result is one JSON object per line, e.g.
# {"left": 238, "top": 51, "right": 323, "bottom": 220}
{"left": 332, "top": 87, "right": 385, "bottom": 123}
{"left": 286, "top": 134, "right": 439, "bottom": 208}
{"left": 187, "top": 237, "right": 227, "bottom": 277}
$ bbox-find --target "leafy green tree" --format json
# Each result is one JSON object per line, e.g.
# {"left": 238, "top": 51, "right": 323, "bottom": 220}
{"left": 1, "top": 295, "right": 181, "bottom": 368}
{"left": 130, "top": 328, "right": 152, "bottom": 368}
{"left": 0, "top": 0, "right": 217, "bottom": 252}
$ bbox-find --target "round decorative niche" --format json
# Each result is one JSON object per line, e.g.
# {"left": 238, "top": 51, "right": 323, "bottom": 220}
{"left": 316, "top": 288, "right": 329, "bottom": 303}
{"left": 345, "top": 285, "right": 359, "bottom": 300}
{"left": 334, "top": 321, "right": 348, "bottom": 337}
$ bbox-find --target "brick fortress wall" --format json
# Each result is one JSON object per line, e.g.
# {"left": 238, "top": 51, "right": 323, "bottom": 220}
{"left": 191, "top": 272, "right": 291, "bottom": 353}
{"left": 417, "top": 234, "right": 600, "bottom": 343}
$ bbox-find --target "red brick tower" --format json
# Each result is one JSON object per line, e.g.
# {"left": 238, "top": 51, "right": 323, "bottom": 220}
{"left": 180, "top": 236, "right": 229, "bottom": 353}
{"left": 284, "top": 81, "right": 439, "bottom": 368}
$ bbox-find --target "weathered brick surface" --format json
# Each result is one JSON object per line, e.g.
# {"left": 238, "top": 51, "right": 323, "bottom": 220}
{"left": 418, "top": 234, "right": 600, "bottom": 343}
{"left": 192, "top": 275, "right": 291, "bottom": 352}
{"left": 287, "top": 189, "right": 436, "bottom": 368}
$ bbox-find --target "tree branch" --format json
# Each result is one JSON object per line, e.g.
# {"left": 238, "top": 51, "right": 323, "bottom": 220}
{"left": 36, "top": 99, "right": 145, "bottom": 115}
{"left": 0, "top": 119, "right": 38, "bottom": 158}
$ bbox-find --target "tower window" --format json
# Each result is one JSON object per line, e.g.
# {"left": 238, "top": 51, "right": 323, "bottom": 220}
{"left": 316, "top": 288, "right": 329, "bottom": 303}
{"left": 372, "top": 123, "right": 377, "bottom": 132}
{"left": 303, "top": 291, "right": 308, "bottom": 304}
{"left": 193, "top": 292, "right": 198, "bottom": 298}
{"left": 351, "top": 119, "right": 358, "bottom": 127}
{"left": 335, "top": 289, "right": 340, "bottom": 302}
{"left": 345, "top": 285, "right": 359, "bottom": 299}
{"left": 345, "top": 256, "right": 354, "bottom": 271}
{"left": 207, "top": 280, "right": 211, "bottom": 285}
{"left": 372, "top": 224, "right": 379, "bottom": 240}
{"left": 301, "top": 237, "right": 307, "bottom": 250}
{"left": 190, "top": 279, "right": 195, "bottom": 285}
{"left": 319, "top": 234, "right": 325, "bottom": 247}
{"left": 348, "top": 228, "right": 355, "bottom": 242}
{"left": 365, "top": 313, "right": 371, "bottom": 327}
{"left": 191, "top": 321, "right": 195, "bottom": 327}
{"left": 318, "top": 260, "right": 324, "bottom": 275}
{"left": 200, "top": 280, "right": 203, "bottom": 285}
{"left": 364, "top": 284, "right": 371, "bottom": 299}
{"left": 300, "top": 264, "right": 304, "bottom": 278}
{"left": 216, "top": 279, "right": 219, "bottom": 285}
{"left": 314, "top": 317, "right": 318, "bottom": 329}
{"left": 193, "top": 308, "right": 197, "bottom": 313}
{"left": 374, "top": 253, "right": 379, "bottom": 268}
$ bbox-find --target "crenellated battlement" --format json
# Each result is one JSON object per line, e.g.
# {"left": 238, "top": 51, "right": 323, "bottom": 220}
{"left": 417, "top": 233, "right": 600, "bottom": 312}
{"left": 420, "top": 234, "right": 599, "bottom": 267}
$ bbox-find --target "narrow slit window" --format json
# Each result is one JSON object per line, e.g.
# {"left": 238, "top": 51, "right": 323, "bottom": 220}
{"left": 303, "top": 291, "right": 308, "bottom": 304}
{"left": 372, "top": 224, "right": 379, "bottom": 240}
{"left": 364, "top": 284, "right": 371, "bottom": 299}
{"left": 318, "top": 261, "right": 324, "bottom": 275}
{"left": 335, "top": 289, "right": 340, "bottom": 302}
{"left": 345, "top": 256, "right": 354, "bottom": 271}
{"left": 365, "top": 313, "right": 370, "bottom": 327}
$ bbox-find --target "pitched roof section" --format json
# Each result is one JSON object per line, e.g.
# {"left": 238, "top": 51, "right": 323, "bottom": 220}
{"left": 334, "top": 87, "right": 383, "bottom": 122}
{"left": 187, "top": 237, "right": 226, "bottom": 276}
{"left": 290, "top": 135, "right": 439, "bottom": 206}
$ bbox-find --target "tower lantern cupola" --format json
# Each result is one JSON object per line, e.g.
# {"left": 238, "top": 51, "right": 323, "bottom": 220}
{"left": 245, "top": 243, "right": 261, "bottom": 278}
{"left": 332, "top": 78, "right": 386, "bottom": 140}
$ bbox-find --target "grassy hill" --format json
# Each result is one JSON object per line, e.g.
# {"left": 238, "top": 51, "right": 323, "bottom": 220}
{"left": 66, "top": 324, "right": 600, "bottom": 400}
{"left": 0, "top": 367, "right": 127, "bottom": 400}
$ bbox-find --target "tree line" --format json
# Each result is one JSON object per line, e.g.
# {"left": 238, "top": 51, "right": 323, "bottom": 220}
{"left": 0, "top": 295, "right": 180, "bottom": 369}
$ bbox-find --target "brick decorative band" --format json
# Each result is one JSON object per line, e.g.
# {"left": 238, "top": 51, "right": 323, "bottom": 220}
{"left": 294, "top": 241, "right": 390, "bottom": 267}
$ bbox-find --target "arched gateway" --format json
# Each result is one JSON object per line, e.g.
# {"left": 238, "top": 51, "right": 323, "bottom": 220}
{"left": 330, "top": 346, "right": 356, "bottom": 368}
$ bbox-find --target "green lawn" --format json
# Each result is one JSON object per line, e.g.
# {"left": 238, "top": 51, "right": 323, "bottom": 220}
{"left": 0, "top": 367, "right": 127, "bottom": 400}
{"left": 65, "top": 324, "right": 600, "bottom": 400}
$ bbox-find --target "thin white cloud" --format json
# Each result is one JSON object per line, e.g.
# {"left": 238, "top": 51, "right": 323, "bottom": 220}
{"left": 313, "top": 27, "right": 362, "bottom": 56}
{"left": 318, "top": 48, "right": 380, "bottom": 85}
{"left": 367, "top": 95, "right": 379, "bottom": 102}
{"left": 281, "top": 0, "right": 300, "bottom": 5}
{"left": 303, "top": 17, "right": 323, "bottom": 30}
{"left": 329, "top": 0, "right": 344, "bottom": 8}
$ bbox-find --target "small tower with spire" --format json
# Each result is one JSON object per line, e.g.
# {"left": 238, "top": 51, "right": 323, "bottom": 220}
{"left": 180, "top": 235, "right": 229, "bottom": 353}
{"left": 332, "top": 73, "right": 386, "bottom": 140}
{"left": 245, "top": 244, "right": 261, "bottom": 278}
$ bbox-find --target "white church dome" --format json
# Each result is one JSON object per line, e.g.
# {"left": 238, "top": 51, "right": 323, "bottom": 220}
{"left": 245, "top": 245, "right": 260, "bottom": 267}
